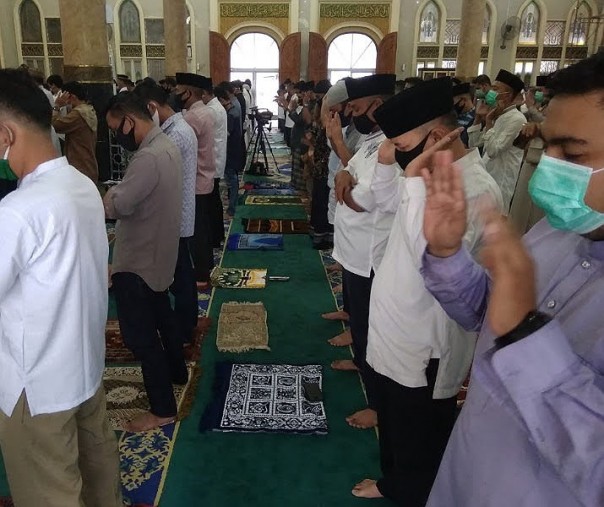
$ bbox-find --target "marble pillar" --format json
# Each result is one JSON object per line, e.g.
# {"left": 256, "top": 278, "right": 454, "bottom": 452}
{"left": 163, "top": 0, "right": 187, "bottom": 77}
{"left": 298, "top": 0, "right": 311, "bottom": 80}
{"left": 457, "top": 0, "right": 486, "bottom": 79}
{"left": 58, "top": 0, "right": 113, "bottom": 180}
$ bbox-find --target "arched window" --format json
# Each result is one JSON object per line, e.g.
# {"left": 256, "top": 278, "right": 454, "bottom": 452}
{"left": 568, "top": 2, "right": 591, "bottom": 45}
{"left": 328, "top": 33, "right": 377, "bottom": 83}
{"left": 231, "top": 33, "right": 279, "bottom": 111}
{"left": 419, "top": 2, "right": 439, "bottom": 44}
{"left": 482, "top": 5, "right": 491, "bottom": 45}
{"left": 19, "top": 0, "right": 42, "bottom": 42}
{"left": 119, "top": 0, "right": 141, "bottom": 43}
{"left": 519, "top": 2, "right": 540, "bottom": 44}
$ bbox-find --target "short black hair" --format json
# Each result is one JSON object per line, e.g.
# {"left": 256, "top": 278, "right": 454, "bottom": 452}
{"left": 0, "top": 68, "right": 52, "bottom": 131}
{"left": 244, "top": 79, "right": 252, "bottom": 86}
{"left": 62, "top": 81, "right": 88, "bottom": 101}
{"left": 105, "top": 92, "right": 152, "bottom": 121}
{"left": 47, "top": 74, "right": 63, "bottom": 88}
{"left": 164, "top": 77, "right": 176, "bottom": 87}
{"left": 548, "top": 51, "right": 604, "bottom": 103}
{"left": 219, "top": 81, "right": 235, "bottom": 94}
{"left": 214, "top": 85, "right": 230, "bottom": 102}
{"left": 473, "top": 74, "right": 491, "bottom": 86}
{"left": 132, "top": 81, "right": 169, "bottom": 106}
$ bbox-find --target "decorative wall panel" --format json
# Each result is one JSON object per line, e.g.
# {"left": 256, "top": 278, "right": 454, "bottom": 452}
{"left": 376, "top": 32, "right": 397, "bottom": 74}
{"left": 220, "top": 2, "right": 290, "bottom": 37}
{"left": 210, "top": 31, "right": 231, "bottom": 84}
{"left": 280, "top": 32, "right": 301, "bottom": 82}
{"left": 319, "top": 2, "right": 390, "bottom": 38}
{"left": 308, "top": 32, "right": 328, "bottom": 82}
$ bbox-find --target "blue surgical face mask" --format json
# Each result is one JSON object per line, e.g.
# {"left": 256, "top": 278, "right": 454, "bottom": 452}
{"left": 528, "top": 154, "right": 604, "bottom": 234}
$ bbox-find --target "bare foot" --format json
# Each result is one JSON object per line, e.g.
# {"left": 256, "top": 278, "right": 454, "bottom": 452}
{"left": 328, "top": 329, "right": 352, "bottom": 347}
{"left": 123, "top": 411, "right": 176, "bottom": 432}
{"left": 331, "top": 359, "right": 358, "bottom": 371}
{"left": 346, "top": 408, "right": 378, "bottom": 429}
{"left": 332, "top": 284, "right": 343, "bottom": 293}
{"left": 326, "top": 262, "right": 342, "bottom": 273}
{"left": 322, "top": 310, "right": 349, "bottom": 321}
{"left": 352, "top": 479, "right": 383, "bottom": 498}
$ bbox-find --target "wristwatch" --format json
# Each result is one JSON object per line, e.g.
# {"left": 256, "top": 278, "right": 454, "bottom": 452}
{"left": 494, "top": 311, "right": 552, "bottom": 350}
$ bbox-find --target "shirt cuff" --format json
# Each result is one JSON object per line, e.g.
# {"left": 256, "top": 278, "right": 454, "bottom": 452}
{"left": 491, "top": 319, "right": 578, "bottom": 398}
{"left": 351, "top": 185, "right": 376, "bottom": 211}
{"left": 422, "top": 246, "right": 473, "bottom": 283}
{"left": 467, "top": 124, "right": 483, "bottom": 134}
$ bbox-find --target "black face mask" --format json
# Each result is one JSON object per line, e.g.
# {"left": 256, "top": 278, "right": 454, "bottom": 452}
{"left": 339, "top": 110, "right": 351, "bottom": 128}
{"left": 173, "top": 90, "right": 190, "bottom": 111}
{"left": 352, "top": 112, "right": 377, "bottom": 135}
{"left": 115, "top": 117, "right": 139, "bottom": 152}
{"left": 394, "top": 133, "right": 431, "bottom": 170}
{"left": 454, "top": 101, "right": 465, "bottom": 115}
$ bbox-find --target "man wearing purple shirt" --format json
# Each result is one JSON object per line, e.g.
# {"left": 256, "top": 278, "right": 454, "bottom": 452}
{"left": 420, "top": 54, "right": 604, "bottom": 506}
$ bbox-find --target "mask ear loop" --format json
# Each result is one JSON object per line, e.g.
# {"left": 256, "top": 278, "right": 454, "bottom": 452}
{"left": 2, "top": 125, "right": 14, "bottom": 161}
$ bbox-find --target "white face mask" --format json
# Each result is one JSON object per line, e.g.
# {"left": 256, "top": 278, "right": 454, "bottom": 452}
{"left": 152, "top": 109, "right": 160, "bottom": 127}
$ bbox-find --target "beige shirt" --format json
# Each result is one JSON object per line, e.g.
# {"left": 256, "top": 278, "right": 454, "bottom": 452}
{"left": 105, "top": 127, "right": 182, "bottom": 291}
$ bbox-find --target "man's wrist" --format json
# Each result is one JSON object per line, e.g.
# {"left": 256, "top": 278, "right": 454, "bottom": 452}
{"left": 426, "top": 243, "right": 461, "bottom": 258}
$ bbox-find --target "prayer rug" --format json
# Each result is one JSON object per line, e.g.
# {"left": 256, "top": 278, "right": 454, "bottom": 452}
{"left": 247, "top": 188, "right": 298, "bottom": 196}
{"left": 210, "top": 267, "right": 267, "bottom": 289}
{"left": 243, "top": 181, "right": 292, "bottom": 190}
{"left": 243, "top": 218, "right": 309, "bottom": 234}
{"left": 226, "top": 233, "right": 284, "bottom": 251}
{"left": 216, "top": 302, "right": 270, "bottom": 353}
{"left": 319, "top": 250, "right": 344, "bottom": 312}
{"left": 199, "top": 363, "right": 328, "bottom": 435}
{"left": 245, "top": 195, "right": 304, "bottom": 206}
{"left": 104, "top": 362, "right": 199, "bottom": 431}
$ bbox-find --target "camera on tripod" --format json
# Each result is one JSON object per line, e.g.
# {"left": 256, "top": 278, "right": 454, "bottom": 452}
{"left": 252, "top": 107, "right": 273, "bottom": 127}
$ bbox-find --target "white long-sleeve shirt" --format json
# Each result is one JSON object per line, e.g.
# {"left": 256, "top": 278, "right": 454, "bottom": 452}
{"left": 332, "top": 130, "right": 398, "bottom": 277}
{"left": 366, "top": 149, "right": 503, "bottom": 398}
{"left": 207, "top": 97, "right": 228, "bottom": 179}
{"left": 0, "top": 157, "right": 108, "bottom": 416}
{"left": 468, "top": 106, "right": 526, "bottom": 213}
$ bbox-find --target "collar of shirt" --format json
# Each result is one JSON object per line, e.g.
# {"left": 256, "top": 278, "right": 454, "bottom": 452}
{"left": 501, "top": 104, "right": 519, "bottom": 115}
{"left": 161, "top": 112, "right": 182, "bottom": 133}
{"left": 366, "top": 129, "right": 384, "bottom": 142}
{"left": 20, "top": 156, "right": 68, "bottom": 187}
{"left": 139, "top": 126, "right": 164, "bottom": 150}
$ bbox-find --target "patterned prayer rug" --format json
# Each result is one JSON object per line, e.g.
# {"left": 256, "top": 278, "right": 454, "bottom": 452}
{"left": 319, "top": 250, "right": 344, "bottom": 312}
{"left": 210, "top": 267, "right": 267, "bottom": 289}
{"left": 216, "top": 302, "right": 270, "bottom": 353}
{"left": 243, "top": 218, "right": 309, "bottom": 234}
{"left": 247, "top": 188, "right": 298, "bottom": 196}
{"left": 226, "top": 233, "right": 284, "bottom": 251}
{"left": 243, "top": 181, "right": 292, "bottom": 191}
{"left": 105, "top": 362, "right": 199, "bottom": 431}
{"left": 245, "top": 195, "right": 305, "bottom": 206}
{"left": 200, "top": 363, "right": 328, "bottom": 435}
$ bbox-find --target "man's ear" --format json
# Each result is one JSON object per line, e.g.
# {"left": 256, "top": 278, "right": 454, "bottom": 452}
{"left": 430, "top": 126, "right": 448, "bottom": 143}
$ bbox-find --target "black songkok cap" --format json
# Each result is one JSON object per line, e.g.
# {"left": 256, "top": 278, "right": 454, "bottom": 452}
{"left": 116, "top": 74, "right": 129, "bottom": 81}
{"left": 452, "top": 82, "right": 471, "bottom": 97}
{"left": 535, "top": 75, "right": 549, "bottom": 87}
{"left": 304, "top": 81, "right": 315, "bottom": 92}
{"left": 495, "top": 69, "right": 525, "bottom": 93}
{"left": 294, "top": 80, "right": 305, "bottom": 91}
{"left": 374, "top": 77, "right": 454, "bottom": 139}
{"left": 314, "top": 79, "right": 332, "bottom": 94}
{"left": 345, "top": 74, "right": 396, "bottom": 100}
{"left": 176, "top": 72, "right": 213, "bottom": 91}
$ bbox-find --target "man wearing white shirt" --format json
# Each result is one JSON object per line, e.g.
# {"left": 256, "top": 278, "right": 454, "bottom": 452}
{"left": 468, "top": 69, "right": 526, "bottom": 213}
{"left": 202, "top": 79, "right": 228, "bottom": 247}
{"left": 331, "top": 74, "right": 396, "bottom": 430}
{"left": 351, "top": 78, "right": 502, "bottom": 505}
{"left": 0, "top": 69, "right": 122, "bottom": 506}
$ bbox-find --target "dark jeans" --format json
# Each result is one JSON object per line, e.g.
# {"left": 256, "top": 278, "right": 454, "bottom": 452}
{"left": 224, "top": 163, "right": 239, "bottom": 216}
{"left": 310, "top": 176, "right": 331, "bottom": 236}
{"left": 210, "top": 178, "right": 225, "bottom": 248}
{"left": 342, "top": 268, "right": 377, "bottom": 409}
{"left": 193, "top": 193, "right": 214, "bottom": 282}
{"left": 284, "top": 127, "right": 292, "bottom": 147}
{"left": 112, "top": 272, "right": 188, "bottom": 418}
{"left": 375, "top": 360, "right": 457, "bottom": 506}
{"left": 170, "top": 237, "right": 198, "bottom": 344}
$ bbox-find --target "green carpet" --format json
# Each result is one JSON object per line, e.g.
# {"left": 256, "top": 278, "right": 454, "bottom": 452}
{"left": 159, "top": 197, "right": 387, "bottom": 505}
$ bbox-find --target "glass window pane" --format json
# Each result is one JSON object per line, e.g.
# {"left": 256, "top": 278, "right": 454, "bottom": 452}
{"left": 514, "top": 62, "right": 524, "bottom": 74}
{"left": 120, "top": 0, "right": 141, "bottom": 43}
{"left": 568, "top": 2, "right": 591, "bottom": 45}
{"left": 185, "top": 6, "right": 191, "bottom": 44}
{"left": 145, "top": 19, "right": 164, "bottom": 44}
{"left": 419, "top": 2, "right": 439, "bottom": 43}
{"left": 519, "top": 3, "right": 539, "bottom": 44}
{"left": 255, "top": 72, "right": 279, "bottom": 112}
{"left": 146, "top": 59, "right": 165, "bottom": 80}
{"left": 444, "top": 20, "right": 461, "bottom": 45}
{"left": 478, "top": 61, "right": 485, "bottom": 75}
{"left": 328, "top": 33, "right": 376, "bottom": 76}
{"left": 48, "top": 58, "right": 63, "bottom": 76}
{"left": 540, "top": 60, "right": 559, "bottom": 74}
{"left": 482, "top": 7, "right": 491, "bottom": 45}
{"left": 442, "top": 60, "right": 456, "bottom": 69}
{"left": 231, "top": 33, "right": 279, "bottom": 70}
{"left": 525, "top": 62, "right": 534, "bottom": 74}
{"left": 20, "top": 0, "right": 43, "bottom": 43}
{"left": 544, "top": 21, "right": 565, "bottom": 46}
{"left": 45, "top": 18, "right": 62, "bottom": 43}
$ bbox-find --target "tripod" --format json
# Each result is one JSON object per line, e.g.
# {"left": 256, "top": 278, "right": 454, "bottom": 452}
{"left": 247, "top": 117, "right": 279, "bottom": 175}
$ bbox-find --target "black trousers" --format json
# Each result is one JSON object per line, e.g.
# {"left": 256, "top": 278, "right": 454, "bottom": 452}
{"left": 170, "top": 237, "right": 198, "bottom": 344}
{"left": 342, "top": 268, "right": 377, "bottom": 409}
{"left": 310, "top": 176, "right": 331, "bottom": 236}
{"left": 112, "top": 272, "right": 188, "bottom": 418}
{"left": 374, "top": 360, "right": 457, "bottom": 506}
{"left": 284, "top": 127, "right": 292, "bottom": 147}
{"left": 210, "top": 178, "right": 225, "bottom": 248}
{"left": 193, "top": 193, "right": 214, "bottom": 282}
